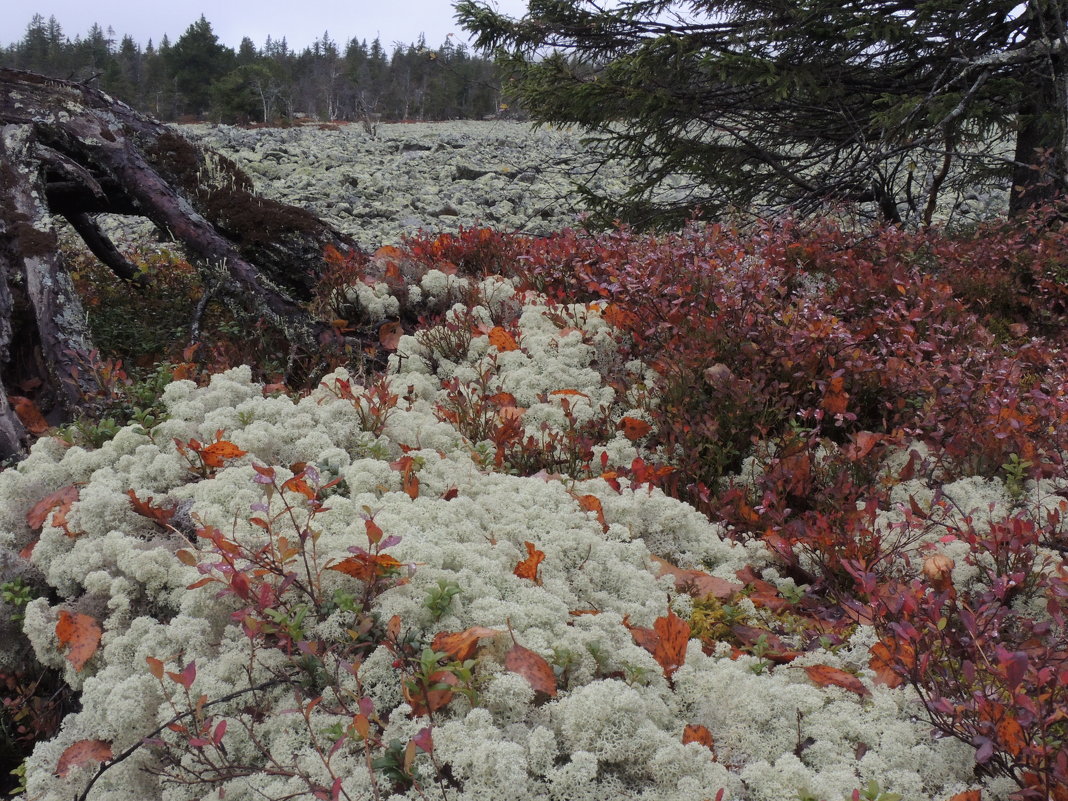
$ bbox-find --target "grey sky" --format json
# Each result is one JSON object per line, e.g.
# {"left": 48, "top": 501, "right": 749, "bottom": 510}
{"left": 3, "top": 1, "right": 529, "bottom": 52}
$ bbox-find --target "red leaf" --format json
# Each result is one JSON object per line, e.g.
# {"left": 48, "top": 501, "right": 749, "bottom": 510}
{"left": 55, "top": 611, "right": 101, "bottom": 672}
{"left": 55, "top": 739, "right": 112, "bottom": 777}
{"left": 619, "top": 416, "right": 651, "bottom": 441}
{"left": 27, "top": 485, "right": 80, "bottom": 531}
{"left": 504, "top": 643, "right": 557, "bottom": 697}
{"left": 379, "top": 321, "right": 404, "bottom": 351}
{"left": 431, "top": 626, "right": 503, "bottom": 662}
{"left": 513, "top": 541, "right": 545, "bottom": 584}
{"left": 803, "top": 664, "right": 871, "bottom": 698}
{"left": 652, "top": 609, "right": 690, "bottom": 678}
{"left": 945, "top": 792, "right": 981, "bottom": 801}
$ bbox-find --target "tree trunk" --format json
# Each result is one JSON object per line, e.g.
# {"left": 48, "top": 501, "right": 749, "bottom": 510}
{"left": 0, "top": 68, "right": 365, "bottom": 461}
{"left": 1009, "top": 9, "right": 1068, "bottom": 216}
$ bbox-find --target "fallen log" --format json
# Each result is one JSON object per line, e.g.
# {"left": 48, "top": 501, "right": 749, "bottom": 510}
{"left": 0, "top": 68, "right": 364, "bottom": 459}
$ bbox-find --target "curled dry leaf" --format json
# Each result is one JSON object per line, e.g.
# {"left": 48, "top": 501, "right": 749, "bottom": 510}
{"left": 55, "top": 739, "right": 112, "bottom": 777}
{"left": 505, "top": 643, "right": 557, "bottom": 697}
{"left": 803, "top": 664, "right": 871, "bottom": 698}
{"left": 431, "top": 626, "right": 503, "bottom": 662}
{"left": 55, "top": 610, "right": 102, "bottom": 672}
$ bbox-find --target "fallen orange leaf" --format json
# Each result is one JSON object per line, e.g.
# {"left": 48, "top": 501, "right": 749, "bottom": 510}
{"left": 27, "top": 485, "right": 80, "bottom": 532}
{"left": 487, "top": 326, "right": 519, "bottom": 352}
{"left": 619, "top": 416, "right": 651, "bottom": 440}
{"left": 682, "top": 723, "right": 716, "bottom": 757}
{"left": 55, "top": 610, "right": 102, "bottom": 672}
{"left": 431, "top": 626, "right": 503, "bottom": 662}
{"left": 513, "top": 541, "right": 545, "bottom": 584}
{"left": 653, "top": 609, "right": 691, "bottom": 678}
{"left": 55, "top": 739, "right": 112, "bottom": 777}
{"left": 651, "top": 555, "right": 741, "bottom": 601}
{"left": 803, "top": 664, "right": 871, "bottom": 698}
{"left": 505, "top": 643, "right": 557, "bottom": 697}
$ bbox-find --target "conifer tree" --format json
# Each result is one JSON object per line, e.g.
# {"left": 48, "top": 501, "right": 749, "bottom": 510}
{"left": 457, "top": 0, "right": 1068, "bottom": 226}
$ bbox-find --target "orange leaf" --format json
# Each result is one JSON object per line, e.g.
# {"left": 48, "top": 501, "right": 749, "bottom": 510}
{"left": 821, "top": 375, "right": 849, "bottom": 415}
{"left": 55, "top": 610, "right": 102, "bottom": 672}
{"left": 10, "top": 395, "right": 49, "bottom": 434}
{"left": 145, "top": 656, "right": 165, "bottom": 681}
{"left": 869, "top": 638, "right": 909, "bottom": 688}
{"left": 996, "top": 714, "right": 1027, "bottom": 757}
{"left": 55, "top": 739, "right": 112, "bottom": 777}
{"left": 803, "top": 664, "right": 871, "bottom": 698}
{"left": 505, "top": 643, "right": 557, "bottom": 697}
{"left": 328, "top": 553, "right": 403, "bottom": 582}
{"left": 624, "top": 617, "right": 660, "bottom": 656}
{"left": 619, "top": 416, "right": 651, "bottom": 441}
{"left": 431, "top": 626, "right": 503, "bottom": 662}
{"left": 682, "top": 723, "right": 716, "bottom": 756}
{"left": 27, "top": 485, "right": 80, "bottom": 531}
{"left": 513, "top": 541, "right": 545, "bottom": 584}
{"left": 650, "top": 555, "right": 741, "bottom": 601}
{"left": 602, "top": 303, "right": 638, "bottom": 329}
{"left": 403, "top": 670, "right": 457, "bottom": 716}
{"left": 200, "top": 440, "right": 246, "bottom": 468}
{"left": 487, "top": 326, "right": 519, "bottom": 352}
{"left": 652, "top": 609, "right": 691, "bottom": 678}
{"left": 126, "top": 490, "right": 177, "bottom": 527}
{"left": 379, "top": 321, "right": 404, "bottom": 350}
{"left": 577, "top": 494, "right": 608, "bottom": 533}
{"left": 549, "top": 389, "right": 589, "bottom": 398}
{"left": 944, "top": 793, "right": 981, "bottom": 801}
{"left": 281, "top": 475, "right": 316, "bottom": 500}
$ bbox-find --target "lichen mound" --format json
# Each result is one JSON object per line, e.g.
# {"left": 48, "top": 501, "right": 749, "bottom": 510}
{"left": 0, "top": 281, "right": 992, "bottom": 801}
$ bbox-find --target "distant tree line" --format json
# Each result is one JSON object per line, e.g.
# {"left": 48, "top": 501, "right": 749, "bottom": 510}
{"left": 1, "top": 13, "right": 504, "bottom": 124}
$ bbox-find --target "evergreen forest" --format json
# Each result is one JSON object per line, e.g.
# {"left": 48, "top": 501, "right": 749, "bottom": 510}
{"left": 1, "top": 13, "right": 503, "bottom": 123}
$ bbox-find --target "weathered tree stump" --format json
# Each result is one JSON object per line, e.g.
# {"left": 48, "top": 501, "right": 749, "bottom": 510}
{"left": 0, "top": 68, "right": 363, "bottom": 459}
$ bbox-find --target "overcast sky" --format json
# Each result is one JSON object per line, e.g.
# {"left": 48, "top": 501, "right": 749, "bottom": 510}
{"left": 3, "top": 1, "right": 530, "bottom": 52}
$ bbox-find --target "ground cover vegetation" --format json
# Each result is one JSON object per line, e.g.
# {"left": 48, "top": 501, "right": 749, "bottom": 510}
{"left": 1, "top": 3, "right": 1067, "bottom": 797}
{"left": 0, "top": 206, "right": 1066, "bottom": 799}
{"left": 0, "top": 14, "right": 501, "bottom": 123}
